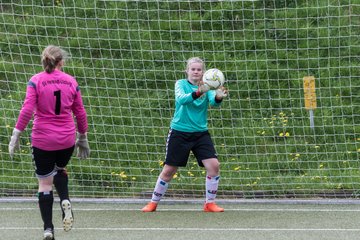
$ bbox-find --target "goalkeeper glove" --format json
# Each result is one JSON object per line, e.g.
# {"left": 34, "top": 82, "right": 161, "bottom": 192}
{"left": 9, "top": 128, "right": 22, "bottom": 159}
{"left": 198, "top": 82, "right": 210, "bottom": 94}
{"left": 75, "top": 132, "right": 90, "bottom": 159}
{"left": 215, "top": 87, "right": 228, "bottom": 99}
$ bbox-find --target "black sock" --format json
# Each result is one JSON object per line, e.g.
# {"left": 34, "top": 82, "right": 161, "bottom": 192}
{"left": 54, "top": 169, "right": 69, "bottom": 202}
{"left": 38, "top": 191, "right": 54, "bottom": 230}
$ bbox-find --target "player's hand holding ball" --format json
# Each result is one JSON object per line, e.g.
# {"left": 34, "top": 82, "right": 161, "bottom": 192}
{"left": 215, "top": 87, "right": 228, "bottom": 99}
{"left": 202, "top": 68, "right": 228, "bottom": 99}
{"left": 198, "top": 81, "right": 210, "bottom": 94}
{"left": 75, "top": 132, "right": 90, "bottom": 159}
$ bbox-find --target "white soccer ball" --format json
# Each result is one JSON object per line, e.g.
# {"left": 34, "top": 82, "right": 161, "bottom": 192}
{"left": 202, "top": 68, "right": 225, "bottom": 89}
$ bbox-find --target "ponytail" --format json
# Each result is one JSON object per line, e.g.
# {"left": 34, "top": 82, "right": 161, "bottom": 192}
{"left": 41, "top": 45, "right": 67, "bottom": 73}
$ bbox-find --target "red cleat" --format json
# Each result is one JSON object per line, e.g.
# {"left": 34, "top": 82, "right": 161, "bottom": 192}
{"left": 141, "top": 202, "right": 158, "bottom": 212}
{"left": 203, "top": 202, "right": 224, "bottom": 212}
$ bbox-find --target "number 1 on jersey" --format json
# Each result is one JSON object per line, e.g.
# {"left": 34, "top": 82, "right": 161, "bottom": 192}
{"left": 54, "top": 90, "right": 61, "bottom": 115}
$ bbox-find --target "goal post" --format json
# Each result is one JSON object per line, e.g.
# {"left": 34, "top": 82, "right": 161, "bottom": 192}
{"left": 0, "top": 0, "right": 359, "bottom": 199}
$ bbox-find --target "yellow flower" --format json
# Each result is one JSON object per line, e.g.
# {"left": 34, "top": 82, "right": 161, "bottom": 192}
{"left": 119, "top": 171, "right": 127, "bottom": 178}
{"left": 279, "top": 132, "right": 284, "bottom": 137}
{"left": 285, "top": 132, "right": 290, "bottom": 137}
{"left": 234, "top": 167, "right": 241, "bottom": 171}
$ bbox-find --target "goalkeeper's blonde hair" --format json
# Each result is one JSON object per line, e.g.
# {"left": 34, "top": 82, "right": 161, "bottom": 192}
{"left": 186, "top": 57, "right": 205, "bottom": 71}
{"left": 42, "top": 45, "right": 68, "bottom": 73}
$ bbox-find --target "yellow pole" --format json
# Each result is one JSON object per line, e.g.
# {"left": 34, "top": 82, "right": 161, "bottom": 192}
{"left": 303, "top": 76, "right": 317, "bottom": 129}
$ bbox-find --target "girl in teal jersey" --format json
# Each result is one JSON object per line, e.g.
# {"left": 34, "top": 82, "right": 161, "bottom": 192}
{"left": 142, "top": 57, "right": 228, "bottom": 212}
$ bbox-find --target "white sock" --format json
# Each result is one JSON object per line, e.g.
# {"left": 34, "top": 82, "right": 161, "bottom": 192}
{"left": 151, "top": 177, "right": 169, "bottom": 202}
{"left": 205, "top": 175, "right": 220, "bottom": 203}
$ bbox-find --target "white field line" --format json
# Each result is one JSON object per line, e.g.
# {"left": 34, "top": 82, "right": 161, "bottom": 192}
{"left": 1, "top": 207, "right": 360, "bottom": 212}
{"left": 1, "top": 227, "right": 360, "bottom": 232}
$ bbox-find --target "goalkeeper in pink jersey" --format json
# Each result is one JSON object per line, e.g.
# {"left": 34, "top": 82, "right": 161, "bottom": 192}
{"left": 142, "top": 57, "right": 228, "bottom": 213}
{"left": 8, "top": 45, "right": 90, "bottom": 240}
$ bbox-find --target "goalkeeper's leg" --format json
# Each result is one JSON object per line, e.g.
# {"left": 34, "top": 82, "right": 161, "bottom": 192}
{"left": 142, "top": 165, "right": 178, "bottom": 212}
{"left": 202, "top": 158, "right": 224, "bottom": 212}
{"left": 38, "top": 176, "right": 55, "bottom": 239}
{"left": 54, "top": 169, "right": 69, "bottom": 202}
{"left": 54, "top": 169, "right": 73, "bottom": 232}
{"left": 54, "top": 146, "right": 74, "bottom": 231}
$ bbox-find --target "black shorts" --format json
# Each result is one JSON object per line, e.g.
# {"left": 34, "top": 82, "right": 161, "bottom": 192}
{"left": 32, "top": 145, "right": 75, "bottom": 178}
{"left": 165, "top": 129, "right": 217, "bottom": 167}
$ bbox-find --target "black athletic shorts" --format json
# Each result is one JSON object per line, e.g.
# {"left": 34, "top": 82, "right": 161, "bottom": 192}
{"left": 165, "top": 129, "right": 217, "bottom": 167}
{"left": 32, "top": 145, "right": 75, "bottom": 178}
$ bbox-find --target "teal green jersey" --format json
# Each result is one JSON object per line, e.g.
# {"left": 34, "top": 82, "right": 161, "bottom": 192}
{"left": 170, "top": 79, "right": 222, "bottom": 132}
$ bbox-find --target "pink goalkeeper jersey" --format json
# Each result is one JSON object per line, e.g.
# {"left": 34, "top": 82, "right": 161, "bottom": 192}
{"left": 15, "top": 69, "right": 88, "bottom": 151}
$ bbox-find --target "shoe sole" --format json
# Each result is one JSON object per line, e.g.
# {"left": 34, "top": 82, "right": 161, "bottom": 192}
{"left": 62, "top": 200, "right": 74, "bottom": 232}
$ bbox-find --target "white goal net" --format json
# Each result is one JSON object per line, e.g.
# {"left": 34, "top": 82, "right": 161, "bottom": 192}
{"left": 0, "top": 0, "right": 359, "bottom": 200}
